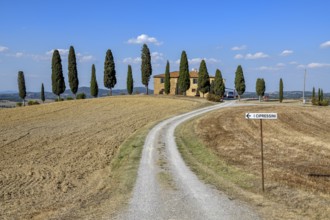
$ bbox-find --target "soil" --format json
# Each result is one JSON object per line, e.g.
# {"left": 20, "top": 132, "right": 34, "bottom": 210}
{"left": 0, "top": 95, "right": 208, "bottom": 219}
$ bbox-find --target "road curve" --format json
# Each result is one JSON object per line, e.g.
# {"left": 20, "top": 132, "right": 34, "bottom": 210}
{"left": 116, "top": 101, "right": 260, "bottom": 220}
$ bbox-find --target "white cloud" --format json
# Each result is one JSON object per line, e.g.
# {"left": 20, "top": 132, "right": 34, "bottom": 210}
{"left": 297, "top": 63, "right": 330, "bottom": 69}
{"left": 280, "top": 50, "right": 293, "bottom": 56}
{"left": 151, "top": 52, "right": 164, "bottom": 61}
{"left": 289, "top": 61, "right": 298, "bottom": 65}
{"left": 123, "top": 52, "right": 165, "bottom": 65}
{"left": 190, "top": 58, "right": 220, "bottom": 64}
{"left": 31, "top": 54, "right": 51, "bottom": 61}
{"left": 189, "top": 58, "right": 203, "bottom": 64}
{"left": 0, "top": 46, "right": 9, "bottom": 52}
{"left": 28, "top": 49, "right": 93, "bottom": 62}
{"left": 123, "top": 57, "right": 142, "bottom": 64}
{"left": 43, "top": 50, "right": 94, "bottom": 62}
{"left": 78, "top": 55, "right": 94, "bottom": 62}
{"left": 234, "top": 54, "right": 244, "bottom": 59}
{"left": 127, "top": 34, "right": 163, "bottom": 46}
{"left": 307, "top": 63, "right": 330, "bottom": 68}
{"left": 15, "top": 52, "right": 24, "bottom": 58}
{"left": 205, "top": 58, "right": 219, "bottom": 63}
{"left": 75, "top": 53, "right": 95, "bottom": 63}
{"left": 175, "top": 57, "right": 220, "bottom": 65}
{"left": 320, "top": 41, "right": 330, "bottom": 48}
{"left": 46, "top": 49, "right": 69, "bottom": 56}
{"left": 231, "top": 45, "right": 247, "bottom": 51}
{"left": 257, "top": 66, "right": 278, "bottom": 71}
{"left": 276, "top": 63, "right": 286, "bottom": 67}
{"left": 245, "top": 52, "right": 269, "bottom": 60}
{"left": 5, "top": 52, "right": 24, "bottom": 58}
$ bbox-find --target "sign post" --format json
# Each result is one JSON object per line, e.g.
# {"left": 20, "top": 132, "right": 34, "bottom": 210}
{"left": 260, "top": 119, "right": 264, "bottom": 192}
{"left": 245, "top": 113, "right": 277, "bottom": 192}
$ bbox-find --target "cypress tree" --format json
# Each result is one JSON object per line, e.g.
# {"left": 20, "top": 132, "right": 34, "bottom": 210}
{"left": 51, "top": 49, "right": 66, "bottom": 100}
{"left": 141, "top": 44, "right": 152, "bottom": 95}
{"left": 17, "top": 71, "right": 26, "bottom": 106}
{"left": 90, "top": 64, "right": 98, "bottom": 98}
{"left": 256, "top": 78, "right": 266, "bottom": 102}
{"left": 214, "top": 69, "right": 225, "bottom": 97}
{"left": 127, "top": 65, "right": 134, "bottom": 95}
{"left": 279, "top": 78, "right": 284, "bottom": 103}
{"left": 318, "top": 88, "right": 321, "bottom": 102}
{"left": 320, "top": 89, "right": 324, "bottom": 101}
{"left": 178, "top": 50, "right": 190, "bottom": 95}
{"left": 164, "top": 60, "right": 171, "bottom": 95}
{"left": 209, "top": 81, "right": 215, "bottom": 94}
{"left": 312, "top": 87, "right": 315, "bottom": 99}
{"left": 104, "top": 49, "right": 116, "bottom": 96}
{"left": 68, "top": 46, "right": 79, "bottom": 98}
{"left": 41, "top": 83, "right": 45, "bottom": 103}
{"left": 198, "top": 60, "right": 210, "bottom": 97}
{"left": 234, "top": 65, "right": 246, "bottom": 101}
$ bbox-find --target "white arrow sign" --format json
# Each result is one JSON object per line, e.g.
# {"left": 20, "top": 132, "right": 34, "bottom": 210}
{"left": 245, "top": 113, "right": 278, "bottom": 120}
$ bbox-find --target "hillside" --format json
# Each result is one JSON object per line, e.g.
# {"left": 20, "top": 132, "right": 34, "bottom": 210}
{"left": 0, "top": 95, "right": 208, "bottom": 219}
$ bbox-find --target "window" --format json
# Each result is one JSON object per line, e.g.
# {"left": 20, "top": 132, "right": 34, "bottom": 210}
{"left": 160, "top": 78, "right": 164, "bottom": 83}
{"left": 192, "top": 89, "right": 196, "bottom": 92}
{"left": 193, "top": 78, "right": 198, "bottom": 84}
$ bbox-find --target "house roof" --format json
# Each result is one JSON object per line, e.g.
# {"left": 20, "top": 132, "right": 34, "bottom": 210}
{"left": 154, "top": 71, "right": 214, "bottom": 78}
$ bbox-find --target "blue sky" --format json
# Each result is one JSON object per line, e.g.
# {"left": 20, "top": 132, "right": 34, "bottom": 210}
{"left": 0, "top": 0, "right": 329, "bottom": 93}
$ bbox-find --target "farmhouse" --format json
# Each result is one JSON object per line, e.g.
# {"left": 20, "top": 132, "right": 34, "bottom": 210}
{"left": 153, "top": 70, "right": 215, "bottom": 96}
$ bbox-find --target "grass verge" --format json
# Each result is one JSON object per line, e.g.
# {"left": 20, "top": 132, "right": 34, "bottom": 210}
{"left": 103, "top": 123, "right": 151, "bottom": 218}
{"left": 176, "top": 120, "right": 256, "bottom": 191}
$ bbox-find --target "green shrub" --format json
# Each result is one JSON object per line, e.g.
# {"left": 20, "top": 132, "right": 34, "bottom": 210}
{"left": 206, "top": 93, "right": 222, "bottom": 102}
{"left": 76, "top": 93, "right": 86, "bottom": 99}
{"left": 66, "top": 96, "right": 74, "bottom": 100}
{"left": 55, "top": 98, "right": 64, "bottom": 102}
{"left": 312, "top": 98, "right": 329, "bottom": 106}
{"left": 28, "top": 100, "right": 40, "bottom": 105}
{"left": 16, "top": 102, "right": 23, "bottom": 107}
{"left": 320, "top": 99, "right": 329, "bottom": 106}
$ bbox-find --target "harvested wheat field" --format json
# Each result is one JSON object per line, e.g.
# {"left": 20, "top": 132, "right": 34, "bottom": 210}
{"left": 193, "top": 105, "right": 330, "bottom": 219}
{"left": 0, "top": 95, "right": 209, "bottom": 219}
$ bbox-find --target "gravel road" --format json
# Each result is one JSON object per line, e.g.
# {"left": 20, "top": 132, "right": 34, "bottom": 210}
{"left": 116, "top": 101, "right": 260, "bottom": 220}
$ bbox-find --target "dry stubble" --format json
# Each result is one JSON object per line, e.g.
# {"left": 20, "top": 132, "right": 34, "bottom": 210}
{"left": 0, "top": 95, "right": 209, "bottom": 219}
{"left": 195, "top": 105, "right": 330, "bottom": 219}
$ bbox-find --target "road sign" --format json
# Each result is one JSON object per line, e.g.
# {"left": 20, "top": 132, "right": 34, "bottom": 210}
{"left": 245, "top": 113, "right": 277, "bottom": 120}
{"left": 244, "top": 112, "right": 278, "bottom": 192}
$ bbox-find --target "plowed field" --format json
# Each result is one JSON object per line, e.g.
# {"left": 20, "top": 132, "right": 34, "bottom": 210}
{"left": 0, "top": 95, "right": 209, "bottom": 219}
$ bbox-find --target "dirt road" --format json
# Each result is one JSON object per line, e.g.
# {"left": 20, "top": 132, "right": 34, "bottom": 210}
{"left": 117, "top": 101, "right": 259, "bottom": 220}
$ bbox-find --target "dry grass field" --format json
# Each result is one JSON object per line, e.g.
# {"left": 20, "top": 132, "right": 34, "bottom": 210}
{"left": 177, "top": 104, "right": 330, "bottom": 219}
{"left": 0, "top": 95, "right": 210, "bottom": 219}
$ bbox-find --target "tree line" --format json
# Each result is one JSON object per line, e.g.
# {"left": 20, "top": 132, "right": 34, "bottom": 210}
{"left": 16, "top": 44, "right": 328, "bottom": 105}
{"left": 17, "top": 45, "right": 243, "bottom": 104}
{"left": 17, "top": 44, "right": 153, "bottom": 105}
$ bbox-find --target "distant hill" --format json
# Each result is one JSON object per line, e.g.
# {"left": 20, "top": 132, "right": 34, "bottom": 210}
{"left": 1, "top": 88, "right": 328, "bottom": 102}
{"left": 242, "top": 91, "right": 324, "bottom": 100}
{"left": 0, "top": 87, "right": 153, "bottom": 102}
